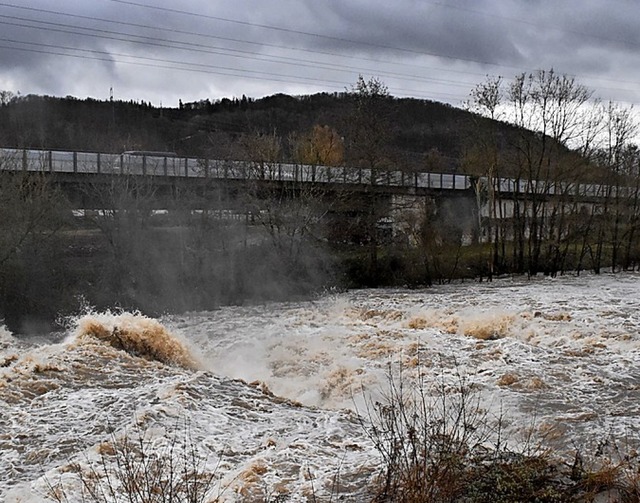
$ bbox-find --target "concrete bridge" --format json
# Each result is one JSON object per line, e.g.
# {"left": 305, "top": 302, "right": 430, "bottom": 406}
{"left": 0, "top": 149, "right": 478, "bottom": 233}
{"left": 0, "top": 148, "right": 627, "bottom": 244}
{"left": 0, "top": 148, "right": 474, "bottom": 198}
{"left": 0, "top": 147, "right": 621, "bottom": 200}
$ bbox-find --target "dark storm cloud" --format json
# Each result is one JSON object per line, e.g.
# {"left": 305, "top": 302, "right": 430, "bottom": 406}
{"left": 544, "top": 0, "right": 640, "bottom": 52}
{"left": 283, "top": 1, "right": 524, "bottom": 64}
{"left": 0, "top": 0, "right": 120, "bottom": 96}
{"left": 0, "top": 0, "right": 638, "bottom": 107}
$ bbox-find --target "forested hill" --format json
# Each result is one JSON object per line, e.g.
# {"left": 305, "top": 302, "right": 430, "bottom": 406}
{"left": 0, "top": 91, "right": 496, "bottom": 173}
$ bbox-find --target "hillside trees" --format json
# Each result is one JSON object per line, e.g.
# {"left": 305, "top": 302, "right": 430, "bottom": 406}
{"left": 0, "top": 91, "right": 483, "bottom": 172}
{"left": 506, "top": 70, "right": 594, "bottom": 274}
{"left": 0, "top": 90, "right": 14, "bottom": 106}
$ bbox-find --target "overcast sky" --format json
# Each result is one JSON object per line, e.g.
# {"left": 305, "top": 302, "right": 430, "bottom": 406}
{"left": 0, "top": 0, "right": 638, "bottom": 109}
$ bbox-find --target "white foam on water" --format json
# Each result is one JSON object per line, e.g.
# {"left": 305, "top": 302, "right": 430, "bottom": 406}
{"left": 0, "top": 323, "right": 15, "bottom": 352}
{"left": 4, "top": 273, "right": 640, "bottom": 501}
{"left": 175, "top": 273, "right": 640, "bottom": 453}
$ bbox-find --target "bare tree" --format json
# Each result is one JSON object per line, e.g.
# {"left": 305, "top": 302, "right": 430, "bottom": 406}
{"left": 465, "top": 76, "right": 506, "bottom": 278}
{"left": 468, "top": 69, "right": 610, "bottom": 276}
{"left": 294, "top": 124, "right": 344, "bottom": 168}
{"left": 0, "top": 174, "right": 67, "bottom": 266}
{"left": 0, "top": 155, "right": 71, "bottom": 329}
{"left": 619, "top": 146, "right": 640, "bottom": 270}
{"left": 233, "top": 130, "right": 336, "bottom": 296}
{"left": 596, "top": 102, "right": 637, "bottom": 273}
{"left": 346, "top": 76, "right": 393, "bottom": 283}
{"left": 76, "top": 164, "right": 168, "bottom": 309}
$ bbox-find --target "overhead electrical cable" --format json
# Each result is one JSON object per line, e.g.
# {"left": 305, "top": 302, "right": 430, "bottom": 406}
{"left": 105, "top": 0, "right": 640, "bottom": 90}
{"left": 0, "top": 9, "right": 635, "bottom": 102}
{"left": 0, "top": 39, "right": 350, "bottom": 87}
{"left": 0, "top": 39, "right": 466, "bottom": 102}
{"left": 0, "top": 15, "right": 479, "bottom": 90}
{"left": 0, "top": 1, "right": 636, "bottom": 107}
{"left": 0, "top": 1, "right": 496, "bottom": 81}
{"left": 105, "top": 0, "right": 526, "bottom": 71}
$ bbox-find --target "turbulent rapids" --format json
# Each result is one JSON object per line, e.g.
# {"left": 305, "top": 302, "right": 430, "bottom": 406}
{"left": 3, "top": 273, "right": 640, "bottom": 501}
{"left": 73, "top": 313, "right": 199, "bottom": 369}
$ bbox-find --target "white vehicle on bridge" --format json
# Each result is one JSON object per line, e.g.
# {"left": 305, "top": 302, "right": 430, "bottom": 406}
{"left": 114, "top": 151, "right": 180, "bottom": 176}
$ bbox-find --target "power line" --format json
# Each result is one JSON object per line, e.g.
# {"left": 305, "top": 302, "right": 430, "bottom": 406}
{"left": 0, "top": 40, "right": 350, "bottom": 88}
{"left": 105, "top": 0, "right": 640, "bottom": 90}
{"left": 0, "top": 1, "right": 636, "bottom": 108}
{"left": 0, "top": 8, "right": 635, "bottom": 103}
{"left": 0, "top": 39, "right": 466, "bottom": 102}
{"left": 0, "top": 1, "right": 497, "bottom": 81}
{"left": 0, "top": 14, "right": 479, "bottom": 91}
{"left": 106, "top": 0, "right": 524, "bottom": 71}
{"left": 100, "top": 1, "right": 640, "bottom": 107}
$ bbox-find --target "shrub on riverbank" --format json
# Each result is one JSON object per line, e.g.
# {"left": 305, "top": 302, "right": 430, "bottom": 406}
{"left": 363, "top": 365, "right": 640, "bottom": 503}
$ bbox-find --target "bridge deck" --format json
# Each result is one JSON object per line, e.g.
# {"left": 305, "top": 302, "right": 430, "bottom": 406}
{"left": 0, "top": 147, "right": 630, "bottom": 199}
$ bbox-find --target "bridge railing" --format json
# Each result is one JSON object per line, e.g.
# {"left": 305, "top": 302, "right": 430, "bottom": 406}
{"left": 0, "top": 148, "right": 478, "bottom": 193}
{"left": 4, "top": 147, "right": 630, "bottom": 199}
{"left": 485, "top": 175, "right": 634, "bottom": 200}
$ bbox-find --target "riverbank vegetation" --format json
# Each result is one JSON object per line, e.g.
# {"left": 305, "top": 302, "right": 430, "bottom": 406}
{"left": 361, "top": 365, "right": 640, "bottom": 503}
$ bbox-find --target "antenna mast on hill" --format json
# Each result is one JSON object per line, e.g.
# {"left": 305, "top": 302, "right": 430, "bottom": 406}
{"left": 110, "top": 87, "right": 115, "bottom": 128}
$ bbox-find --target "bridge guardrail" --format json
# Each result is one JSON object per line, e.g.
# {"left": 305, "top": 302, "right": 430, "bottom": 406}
{"left": 0, "top": 148, "right": 478, "bottom": 192}
{"left": 1, "top": 148, "right": 632, "bottom": 199}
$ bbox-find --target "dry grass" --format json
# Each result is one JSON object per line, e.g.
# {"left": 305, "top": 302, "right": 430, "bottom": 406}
{"left": 359, "top": 362, "right": 640, "bottom": 503}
